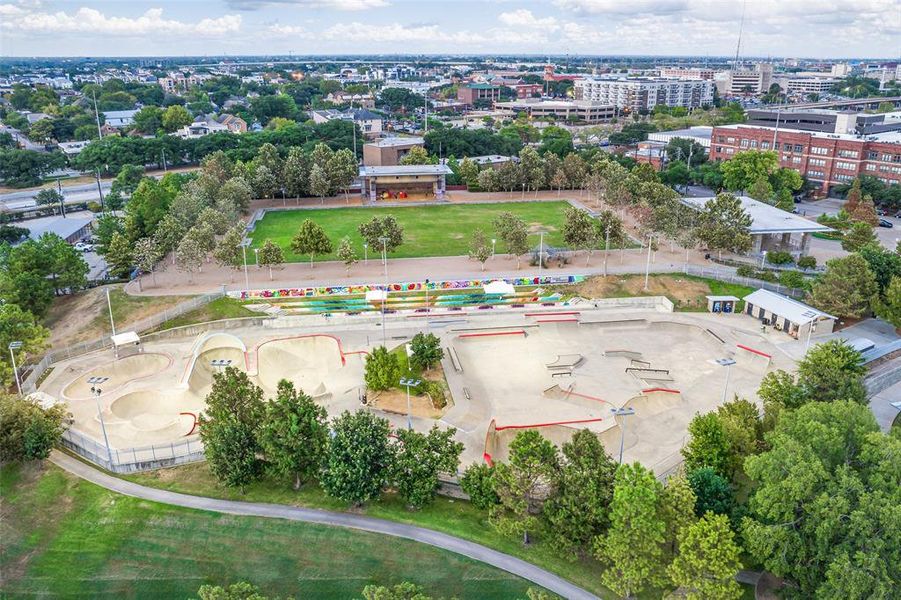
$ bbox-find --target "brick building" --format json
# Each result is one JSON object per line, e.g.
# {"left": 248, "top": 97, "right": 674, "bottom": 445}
{"left": 710, "top": 124, "right": 901, "bottom": 193}
{"left": 457, "top": 83, "right": 500, "bottom": 106}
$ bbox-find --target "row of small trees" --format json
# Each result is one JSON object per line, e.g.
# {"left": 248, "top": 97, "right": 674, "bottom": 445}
{"left": 199, "top": 367, "right": 462, "bottom": 510}
{"left": 288, "top": 214, "right": 403, "bottom": 274}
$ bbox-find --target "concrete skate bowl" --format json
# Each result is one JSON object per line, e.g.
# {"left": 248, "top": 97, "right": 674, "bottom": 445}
{"left": 108, "top": 390, "right": 203, "bottom": 440}
{"left": 255, "top": 335, "right": 346, "bottom": 399}
{"left": 483, "top": 417, "right": 613, "bottom": 465}
{"left": 62, "top": 353, "right": 172, "bottom": 401}
{"left": 183, "top": 332, "right": 248, "bottom": 392}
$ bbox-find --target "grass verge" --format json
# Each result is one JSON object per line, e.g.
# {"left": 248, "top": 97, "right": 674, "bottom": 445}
{"left": 152, "top": 297, "right": 257, "bottom": 331}
{"left": 1, "top": 462, "right": 537, "bottom": 599}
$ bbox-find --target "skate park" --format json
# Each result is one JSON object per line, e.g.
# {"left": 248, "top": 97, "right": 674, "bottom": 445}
{"left": 36, "top": 296, "right": 789, "bottom": 475}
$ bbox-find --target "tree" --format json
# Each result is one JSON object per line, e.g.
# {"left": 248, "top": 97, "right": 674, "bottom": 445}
{"left": 858, "top": 244, "right": 901, "bottom": 294}
{"left": 291, "top": 219, "right": 333, "bottom": 269}
{"left": 213, "top": 225, "right": 245, "bottom": 279}
{"left": 398, "top": 146, "right": 432, "bottom": 165}
{"left": 409, "top": 332, "right": 443, "bottom": 372}
{"left": 668, "top": 513, "right": 743, "bottom": 600}
{"left": 361, "top": 582, "right": 431, "bottom": 600}
{"left": 594, "top": 210, "right": 627, "bottom": 250}
{"left": 873, "top": 275, "right": 901, "bottom": 328}
{"left": 321, "top": 410, "right": 393, "bottom": 506}
{"left": 758, "top": 369, "right": 808, "bottom": 427}
{"left": 490, "top": 430, "right": 559, "bottom": 544}
{"left": 176, "top": 235, "right": 204, "bottom": 283}
{"left": 681, "top": 412, "right": 731, "bottom": 477}
{"left": 154, "top": 213, "right": 186, "bottom": 265}
{"left": 659, "top": 473, "right": 698, "bottom": 556}
{"left": 34, "top": 188, "right": 64, "bottom": 212}
{"left": 841, "top": 221, "right": 878, "bottom": 252}
{"left": 809, "top": 254, "right": 878, "bottom": 318}
{"left": 720, "top": 150, "right": 779, "bottom": 192}
{"left": 250, "top": 94, "right": 298, "bottom": 125}
{"left": 391, "top": 425, "right": 463, "bottom": 509}
{"left": 687, "top": 467, "right": 736, "bottom": 519}
{"left": 283, "top": 146, "right": 310, "bottom": 198}
{"left": 743, "top": 401, "right": 899, "bottom": 597}
{"left": 492, "top": 211, "right": 529, "bottom": 268}
{"left": 250, "top": 164, "right": 278, "bottom": 199}
{"left": 105, "top": 232, "right": 134, "bottom": 278}
{"left": 716, "top": 398, "right": 763, "bottom": 477}
{"left": 460, "top": 463, "right": 499, "bottom": 510}
{"left": 562, "top": 206, "right": 598, "bottom": 265}
{"left": 199, "top": 367, "right": 266, "bottom": 490}
{"left": 0, "top": 148, "right": 65, "bottom": 187}
{"left": 41, "top": 233, "right": 88, "bottom": 294}
{"left": 696, "top": 193, "right": 752, "bottom": 257}
{"left": 848, "top": 195, "right": 878, "bottom": 226}
{"left": 196, "top": 581, "right": 271, "bottom": 600}
{"left": 132, "top": 105, "right": 163, "bottom": 134}
{"left": 774, "top": 187, "right": 795, "bottom": 212}
{"left": 594, "top": 463, "right": 667, "bottom": 598}
{"left": 124, "top": 178, "right": 175, "bottom": 240}
{"left": 468, "top": 229, "right": 491, "bottom": 271}
{"left": 358, "top": 215, "right": 404, "bottom": 255}
{"left": 308, "top": 164, "right": 330, "bottom": 203}
{"left": 328, "top": 148, "right": 358, "bottom": 201}
{"left": 797, "top": 339, "right": 867, "bottom": 404}
{"left": 477, "top": 167, "right": 499, "bottom": 193}
{"left": 257, "top": 239, "right": 284, "bottom": 281}
{"left": 253, "top": 143, "right": 284, "bottom": 182}
{"left": 217, "top": 177, "right": 253, "bottom": 218}
{"left": 336, "top": 237, "right": 357, "bottom": 275}
{"left": 458, "top": 157, "right": 479, "bottom": 187}
{"left": 258, "top": 380, "right": 328, "bottom": 490}
{"left": 543, "top": 429, "right": 617, "bottom": 555}
{"left": 747, "top": 175, "right": 774, "bottom": 204}
{"left": 161, "top": 104, "right": 192, "bottom": 132}
{"left": 0, "top": 394, "right": 67, "bottom": 463}
{"left": 133, "top": 237, "right": 162, "bottom": 287}
{"left": 0, "top": 303, "right": 49, "bottom": 390}
{"left": 364, "top": 346, "right": 400, "bottom": 392}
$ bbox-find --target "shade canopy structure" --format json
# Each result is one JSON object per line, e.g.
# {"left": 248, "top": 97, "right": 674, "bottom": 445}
{"left": 483, "top": 280, "right": 515, "bottom": 295}
{"left": 111, "top": 331, "right": 140, "bottom": 347}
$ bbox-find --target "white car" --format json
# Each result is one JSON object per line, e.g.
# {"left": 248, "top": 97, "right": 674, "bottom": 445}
{"left": 74, "top": 242, "right": 94, "bottom": 252}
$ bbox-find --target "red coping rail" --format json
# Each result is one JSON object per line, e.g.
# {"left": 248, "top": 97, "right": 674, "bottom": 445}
{"left": 536, "top": 318, "right": 580, "bottom": 323}
{"left": 494, "top": 417, "right": 605, "bottom": 431}
{"left": 180, "top": 412, "right": 198, "bottom": 436}
{"left": 524, "top": 311, "right": 581, "bottom": 317}
{"left": 736, "top": 344, "right": 772, "bottom": 359}
{"left": 641, "top": 387, "right": 681, "bottom": 394}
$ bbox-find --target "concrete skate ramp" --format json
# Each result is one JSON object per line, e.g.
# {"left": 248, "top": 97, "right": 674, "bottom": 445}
{"left": 187, "top": 347, "right": 247, "bottom": 393}
{"left": 543, "top": 384, "right": 616, "bottom": 410}
{"left": 604, "top": 350, "right": 643, "bottom": 360}
{"left": 256, "top": 335, "right": 343, "bottom": 395}
{"left": 109, "top": 390, "right": 200, "bottom": 436}
{"left": 624, "top": 389, "right": 683, "bottom": 417}
{"left": 546, "top": 354, "right": 583, "bottom": 370}
{"left": 63, "top": 353, "right": 171, "bottom": 400}
{"left": 193, "top": 332, "right": 246, "bottom": 356}
{"left": 488, "top": 419, "right": 612, "bottom": 464}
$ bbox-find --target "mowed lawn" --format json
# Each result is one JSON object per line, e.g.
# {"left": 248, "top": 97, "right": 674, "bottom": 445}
{"left": 0, "top": 463, "right": 535, "bottom": 599}
{"left": 248, "top": 202, "right": 571, "bottom": 263}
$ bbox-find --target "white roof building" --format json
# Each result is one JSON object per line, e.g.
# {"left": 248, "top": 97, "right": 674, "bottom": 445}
{"left": 742, "top": 289, "right": 836, "bottom": 339}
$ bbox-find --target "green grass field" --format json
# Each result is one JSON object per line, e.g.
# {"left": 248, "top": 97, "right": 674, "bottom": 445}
{"left": 0, "top": 463, "right": 536, "bottom": 599}
{"left": 248, "top": 202, "right": 571, "bottom": 263}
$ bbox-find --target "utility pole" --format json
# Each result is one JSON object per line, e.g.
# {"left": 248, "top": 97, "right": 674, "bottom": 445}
{"left": 95, "top": 168, "right": 105, "bottom": 211}
{"left": 93, "top": 90, "right": 103, "bottom": 139}
{"left": 57, "top": 177, "right": 66, "bottom": 218}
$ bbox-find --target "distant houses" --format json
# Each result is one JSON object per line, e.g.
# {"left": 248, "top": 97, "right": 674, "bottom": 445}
{"left": 174, "top": 114, "right": 248, "bottom": 139}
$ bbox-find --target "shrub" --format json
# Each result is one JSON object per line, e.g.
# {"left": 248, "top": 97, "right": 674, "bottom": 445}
{"left": 86, "top": 201, "right": 102, "bottom": 212}
{"left": 736, "top": 265, "right": 756, "bottom": 277}
{"left": 779, "top": 270, "right": 806, "bottom": 289}
{"left": 797, "top": 255, "right": 817, "bottom": 270}
{"left": 460, "top": 463, "right": 499, "bottom": 510}
{"left": 757, "top": 270, "right": 778, "bottom": 282}
{"left": 766, "top": 251, "right": 794, "bottom": 265}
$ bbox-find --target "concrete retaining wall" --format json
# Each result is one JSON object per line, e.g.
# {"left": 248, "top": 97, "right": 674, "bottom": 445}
{"left": 587, "top": 295, "right": 674, "bottom": 312}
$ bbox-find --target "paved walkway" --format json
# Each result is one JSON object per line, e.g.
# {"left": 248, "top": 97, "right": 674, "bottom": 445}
{"left": 48, "top": 451, "right": 599, "bottom": 600}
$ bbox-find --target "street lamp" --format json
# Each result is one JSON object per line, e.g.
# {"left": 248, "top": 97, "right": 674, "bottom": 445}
{"left": 521, "top": 182, "right": 525, "bottom": 200}
{"left": 610, "top": 406, "right": 636, "bottom": 464}
{"left": 240, "top": 240, "right": 250, "bottom": 295}
{"left": 400, "top": 376, "right": 422, "bottom": 431}
{"left": 716, "top": 358, "right": 736, "bottom": 403}
{"left": 87, "top": 376, "right": 114, "bottom": 466}
{"left": 8, "top": 341, "right": 23, "bottom": 396}
{"left": 643, "top": 234, "right": 654, "bottom": 291}
{"left": 211, "top": 358, "right": 232, "bottom": 373}
{"left": 363, "top": 242, "right": 368, "bottom": 265}
{"left": 253, "top": 247, "right": 260, "bottom": 269}
{"left": 536, "top": 230, "right": 546, "bottom": 282}
{"left": 378, "top": 236, "right": 388, "bottom": 279}
{"left": 491, "top": 238, "right": 497, "bottom": 259}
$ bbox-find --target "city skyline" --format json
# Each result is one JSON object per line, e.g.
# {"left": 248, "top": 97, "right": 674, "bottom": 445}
{"left": 1, "top": 0, "right": 899, "bottom": 59}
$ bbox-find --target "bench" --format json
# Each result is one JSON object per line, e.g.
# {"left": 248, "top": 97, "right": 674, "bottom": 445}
{"left": 462, "top": 387, "right": 471, "bottom": 400}
{"left": 448, "top": 346, "right": 463, "bottom": 373}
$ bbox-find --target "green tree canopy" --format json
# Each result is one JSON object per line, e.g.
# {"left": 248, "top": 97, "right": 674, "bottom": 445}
{"left": 321, "top": 410, "right": 393, "bottom": 507}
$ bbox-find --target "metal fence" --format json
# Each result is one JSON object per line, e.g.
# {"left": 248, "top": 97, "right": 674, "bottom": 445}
{"left": 681, "top": 264, "right": 806, "bottom": 298}
{"left": 60, "top": 428, "right": 206, "bottom": 473}
{"left": 21, "top": 290, "right": 225, "bottom": 394}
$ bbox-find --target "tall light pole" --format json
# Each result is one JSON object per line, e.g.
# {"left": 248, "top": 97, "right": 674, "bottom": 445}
{"left": 106, "top": 288, "right": 116, "bottom": 337}
{"left": 643, "top": 234, "right": 654, "bottom": 291}
{"left": 604, "top": 224, "right": 610, "bottom": 278}
{"left": 491, "top": 238, "right": 496, "bottom": 259}
{"left": 241, "top": 241, "right": 250, "bottom": 295}
{"left": 379, "top": 236, "right": 388, "bottom": 279}
{"left": 363, "top": 243, "right": 368, "bottom": 265}
{"left": 88, "top": 376, "right": 114, "bottom": 467}
{"left": 400, "top": 376, "right": 422, "bottom": 431}
{"left": 716, "top": 358, "right": 736, "bottom": 403}
{"left": 537, "top": 231, "right": 545, "bottom": 282}
{"left": 610, "top": 406, "right": 636, "bottom": 464}
{"left": 8, "top": 341, "right": 23, "bottom": 396}
{"left": 254, "top": 247, "right": 260, "bottom": 269}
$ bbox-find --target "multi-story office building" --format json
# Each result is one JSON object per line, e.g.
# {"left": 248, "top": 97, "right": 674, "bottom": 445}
{"left": 658, "top": 68, "right": 715, "bottom": 80}
{"left": 714, "top": 63, "right": 774, "bottom": 94}
{"left": 710, "top": 117, "right": 901, "bottom": 193}
{"left": 494, "top": 99, "right": 615, "bottom": 123}
{"left": 573, "top": 77, "right": 714, "bottom": 112}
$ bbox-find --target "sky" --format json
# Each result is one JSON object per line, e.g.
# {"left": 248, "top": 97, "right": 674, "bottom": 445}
{"left": 1, "top": 0, "right": 899, "bottom": 59}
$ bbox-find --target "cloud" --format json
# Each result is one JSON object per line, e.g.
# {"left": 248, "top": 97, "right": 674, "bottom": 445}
{"left": 498, "top": 9, "right": 558, "bottom": 29}
{"left": 268, "top": 23, "right": 311, "bottom": 35}
{"left": 0, "top": 5, "right": 242, "bottom": 36}
{"left": 322, "top": 21, "right": 484, "bottom": 43}
{"left": 227, "top": 0, "right": 388, "bottom": 10}
{"left": 555, "top": 0, "right": 689, "bottom": 15}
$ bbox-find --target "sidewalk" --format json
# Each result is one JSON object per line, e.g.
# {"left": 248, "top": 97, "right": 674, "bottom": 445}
{"left": 127, "top": 245, "right": 703, "bottom": 296}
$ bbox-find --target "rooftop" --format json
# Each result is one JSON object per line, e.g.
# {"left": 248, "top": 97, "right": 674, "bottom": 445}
{"left": 715, "top": 123, "right": 901, "bottom": 144}
{"left": 366, "top": 136, "right": 425, "bottom": 148}
{"left": 648, "top": 126, "right": 713, "bottom": 141}
{"left": 743, "top": 289, "right": 835, "bottom": 325}
{"left": 359, "top": 165, "right": 453, "bottom": 177}
{"left": 24, "top": 214, "right": 94, "bottom": 242}
{"left": 681, "top": 195, "right": 833, "bottom": 235}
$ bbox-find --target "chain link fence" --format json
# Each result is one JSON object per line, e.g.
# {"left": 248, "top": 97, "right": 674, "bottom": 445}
{"left": 60, "top": 428, "right": 206, "bottom": 473}
{"left": 21, "top": 290, "right": 224, "bottom": 394}
{"left": 681, "top": 264, "right": 806, "bottom": 299}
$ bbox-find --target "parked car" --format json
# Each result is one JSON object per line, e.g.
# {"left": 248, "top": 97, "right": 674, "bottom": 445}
{"left": 878, "top": 219, "right": 893, "bottom": 228}
{"left": 74, "top": 241, "right": 94, "bottom": 252}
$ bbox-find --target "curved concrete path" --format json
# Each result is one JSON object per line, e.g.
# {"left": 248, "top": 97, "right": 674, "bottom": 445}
{"left": 49, "top": 451, "right": 598, "bottom": 600}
